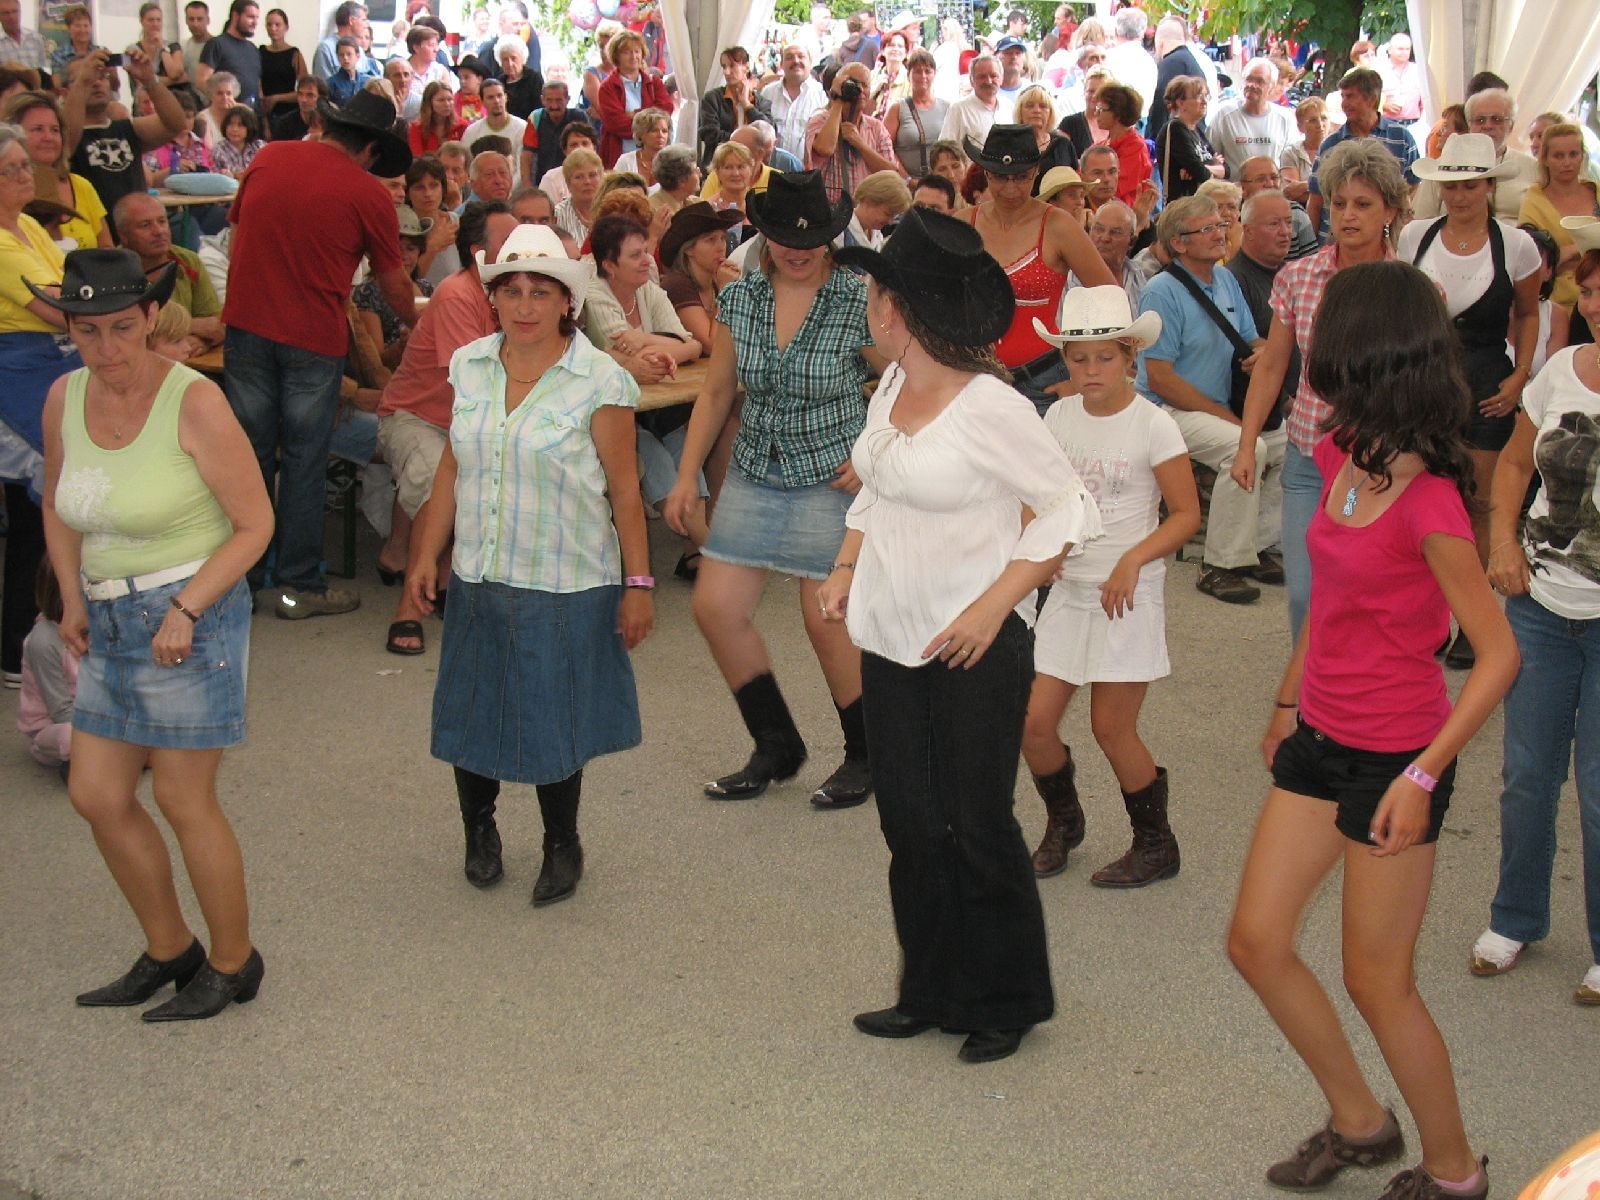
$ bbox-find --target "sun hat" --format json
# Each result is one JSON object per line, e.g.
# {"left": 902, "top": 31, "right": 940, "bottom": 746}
{"left": 1562, "top": 215, "right": 1600, "bottom": 253}
{"left": 25, "top": 248, "right": 176, "bottom": 316}
{"left": 1032, "top": 283, "right": 1162, "bottom": 350}
{"left": 887, "top": 10, "right": 919, "bottom": 31}
{"left": 1412, "top": 132, "right": 1517, "bottom": 182}
{"left": 476, "top": 223, "right": 595, "bottom": 315}
{"left": 746, "top": 170, "right": 852, "bottom": 250}
{"left": 318, "top": 89, "right": 413, "bottom": 178}
{"left": 659, "top": 200, "right": 744, "bottom": 268}
{"left": 395, "top": 203, "right": 434, "bottom": 238}
{"left": 25, "top": 165, "right": 85, "bottom": 225}
{"left": 833, "top": 206, "right": 1014, "bottom": 346}
{"left": 1036, "top": 165, "right": 1085, "bottom": 203}
{"left": 963, "top": 123, "right": 1044, "bottom": 176}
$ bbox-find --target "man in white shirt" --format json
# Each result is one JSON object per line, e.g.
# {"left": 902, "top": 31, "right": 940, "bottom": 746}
{"left": 1411, "top": 87, "right": 1537, "bottom": 222}
{"left": 761, "top": 43, "right": 827, "bottom": 163}
{"left": 939, "top": 55, "right": 1007, "bottom": 145}
{"left": 1102, "top": 6, "right": 1157, "bottom": 120}
{"left": 1208, "top": 58, "right": 1298, "bottom": 180}
{"left": 1377, "top": 32, "right": 1424, "bottom": 123}
{"left": 463, "top": 78, "right": 528, "bottom": 183}
{"left": 0, "top": 0, "right": 51, "bottom": 72}
{"left": 794, "top": 4, "right": 834, "bottom": 67}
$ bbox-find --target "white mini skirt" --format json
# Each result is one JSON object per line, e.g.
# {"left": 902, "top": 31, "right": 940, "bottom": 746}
{"left": 1032, "top": 576, "right": 1170, "bottom": 687}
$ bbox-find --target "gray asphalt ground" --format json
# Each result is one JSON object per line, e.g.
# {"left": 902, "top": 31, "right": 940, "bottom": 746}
{"left": 2, "top": 515, "right": 1594, "bottom": 1200}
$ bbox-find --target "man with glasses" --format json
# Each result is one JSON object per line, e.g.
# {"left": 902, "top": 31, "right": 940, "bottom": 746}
{"left": 1074, "top": 200, "right": 1149, "bottom": 307}
{"left": 1209, "top": 57, "right": 1298, "bottom": 180}
{"left": 1135, "top": 194, "right": 1283, "bottom": 605}
{"left": 1239, "top": 155, "right": 1317, "bottom": 258}
{"left": 1411, "top": 87, "right": 1537, "bottom": 221}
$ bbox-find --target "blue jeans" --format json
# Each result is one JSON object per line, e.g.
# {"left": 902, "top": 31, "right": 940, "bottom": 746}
{"left": 223, "top": 327, "right": 347, "bottom": 592}
{"left": 1491, "top": 593, "right": 1600, "bottom": 963}
{"left": 1281, "top": 441, "right": 1323, "bottom": 643}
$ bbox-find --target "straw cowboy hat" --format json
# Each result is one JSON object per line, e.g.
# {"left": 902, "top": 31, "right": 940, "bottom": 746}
{"left": 1033, "top": 284, "right": 1163, "bottom": 350}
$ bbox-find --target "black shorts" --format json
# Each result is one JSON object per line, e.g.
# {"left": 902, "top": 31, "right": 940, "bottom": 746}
{"left": 1465, "top": 409, "right": 1516, "bottom": 452}
{"left": 1269, "top": 720, "right": 1455, "bottom": 845}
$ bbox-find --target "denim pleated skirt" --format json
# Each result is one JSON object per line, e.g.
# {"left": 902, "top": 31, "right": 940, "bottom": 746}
{"left": 430, "top": 577, "right": 642, "bottom": 785}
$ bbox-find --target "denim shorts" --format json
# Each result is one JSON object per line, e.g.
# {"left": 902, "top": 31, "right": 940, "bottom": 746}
{"left": 702, "top": 457, "right": 852, "bottom": 580}
{"left": 74, "top": 575, "right": 251, "bottom": 750}
{"left": 1270, "top": 719, "right": 1455, "bottom": 844}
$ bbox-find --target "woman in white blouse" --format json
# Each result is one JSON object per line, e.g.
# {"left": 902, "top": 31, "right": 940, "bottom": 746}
{"left": 820, "top": 208, "right": 1101, "bottom": 1065}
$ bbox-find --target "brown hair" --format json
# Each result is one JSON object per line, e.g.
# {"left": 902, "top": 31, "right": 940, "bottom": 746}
{"left": 485, "top": 271, "right": 578, "bottom": 336}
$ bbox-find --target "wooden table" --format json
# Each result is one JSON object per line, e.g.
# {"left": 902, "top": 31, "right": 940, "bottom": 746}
{"left": 638, "top": 359, "right": 706, "bottom": 412}
{"left": 185, "top": 346, "right": 224, "bottom": 376}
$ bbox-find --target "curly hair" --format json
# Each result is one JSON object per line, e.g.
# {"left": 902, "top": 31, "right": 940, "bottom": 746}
{"left": 883, "top": 287, "right": 1011, "bottom": 383}
{"left": 1307, "top": 260, "right": 1476, "bottom": 507}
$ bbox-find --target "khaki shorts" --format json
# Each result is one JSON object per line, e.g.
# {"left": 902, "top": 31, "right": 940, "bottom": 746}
{"left": 377, "top": 410, "right": 448, "bottom": 518}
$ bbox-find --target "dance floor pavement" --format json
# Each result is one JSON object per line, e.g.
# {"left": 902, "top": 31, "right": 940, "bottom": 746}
{"left": 2, "top": 519, "right": 1593, "bottom": 1199}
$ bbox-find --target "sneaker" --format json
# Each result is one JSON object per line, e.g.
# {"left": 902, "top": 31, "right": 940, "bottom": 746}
{"left": 1249, "top": 550, "right": 1286, "bottom": 585}
{"left": 1197, "top": 566, "right": 1261, "bottom": 605}
{"left": 1377, "top": 1157, "right": 1488, "bottom": 1199}
{"left": 274, "top": 586, "right": 360, "bottom": 620}
{"left": 1266, "top": 1108, "right": 1405, "bottom": 1190}
{"left": 1577, "top": 964, "right": 1600, "bottom": 1006}
{"left": 1469, "top": 929, "right": 1524, "bottom": 976}
{"left": 1, "top": 670, "right": 20, "bottom": 690}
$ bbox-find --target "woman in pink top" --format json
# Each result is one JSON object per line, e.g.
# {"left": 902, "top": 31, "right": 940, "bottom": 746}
{"left": 1226, "top": 262, "right": 1518, "bottom": 1200}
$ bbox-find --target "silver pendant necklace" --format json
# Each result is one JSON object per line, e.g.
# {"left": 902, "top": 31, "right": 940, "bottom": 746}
{"left": 1342, "top": 459, "right": 1360, "bottom": 517}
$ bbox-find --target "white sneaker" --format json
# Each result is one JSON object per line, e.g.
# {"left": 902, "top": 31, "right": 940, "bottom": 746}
{"left": 2, "top": 670, "right": 20, "bottom": 689}
{"left": 1469, "top": 929, "right": 1524, "bottom": 976}
{"left": 1577, "top": 964, "right": 1600, "bottom": 1006}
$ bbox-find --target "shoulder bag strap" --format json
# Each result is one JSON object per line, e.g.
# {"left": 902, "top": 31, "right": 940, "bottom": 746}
{"left": 1162, "top": 261, "right": 1253, "bottom": 357}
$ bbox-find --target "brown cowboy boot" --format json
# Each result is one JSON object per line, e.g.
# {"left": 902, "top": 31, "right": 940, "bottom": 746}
{"left": 1091, "top": 768, "right": 1179, "bottom": 888}
{"left": 1030, "top": 756, "right": 1085, "bottom": 877}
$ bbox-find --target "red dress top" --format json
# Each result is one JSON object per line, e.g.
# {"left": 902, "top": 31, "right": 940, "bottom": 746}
{"left": 969, "top": 206, "right": 1067, "bottom": 368}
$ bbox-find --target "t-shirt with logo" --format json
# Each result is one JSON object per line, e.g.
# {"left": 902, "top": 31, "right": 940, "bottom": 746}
{"left": 70, "top": 119, "right": 145, "bottom": 219}
{"left": 1208, "top": 100, "right": 1297, "bottom": 180}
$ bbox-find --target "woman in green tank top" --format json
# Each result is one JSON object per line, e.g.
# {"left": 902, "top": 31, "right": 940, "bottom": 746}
{"left": 34, "top": 249, "right": 275, "bottom": 1023}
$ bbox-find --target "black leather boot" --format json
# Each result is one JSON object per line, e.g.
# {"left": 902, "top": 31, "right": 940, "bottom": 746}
{"left": 76, "top": 938, "right": 206, "bottom": 1006}
{"left": 455, "top": 767, "right": 503, "bottom": 888}
{"left": 531, "top": 838, "right": 584, "bottom": 906}
{"left": 811, "top": 698, "right": 872, "bottom": 809}
{"left": 1091, "top": 768, "right": 1179, "bottom": 888}
{"left": 1030, "top": 756, "right": 1085, "bottom": 877}
{"left": 705, "top": 672, "right": 808, "bottom": 798}
{"left": 141, "top": 948, "right": 265, "bottom": 1021}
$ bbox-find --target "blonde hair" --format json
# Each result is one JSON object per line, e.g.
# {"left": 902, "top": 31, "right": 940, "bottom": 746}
{"left": 561, "top": 146, "right": 602, "bottom": 182}
{"left": 0, "top": 90, "right": 67, "bottom": 171}
{"left": 711, "top": 140, "right": 754, "bottom": 173}
{"left": 607, "top": 30, "right": 646, "bottom": 69}
{"left": 1537, "top": 121, "right": 1584, "bottom": 187}
{"left": 1195, "top": 178, "right": 1242, "bottom": 208}
{"left": 149, "top": 301, "right": 192, "bottom": 347}
{"left": 853, "top": 169, "right": 912, "bottom": 213}
{"left": 1014, "top": 84, "right": 1056, "bottom": 129}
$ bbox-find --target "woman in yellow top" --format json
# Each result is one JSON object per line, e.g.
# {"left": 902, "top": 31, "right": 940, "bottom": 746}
{"left": 0, "top": 124, "right": 80, "bottom": 690}
{"left": 1518, "top": 121, "right": 1599, "bottom": 306}
{"left": 36, "top": 249, "right": 274, "bottom": 1021}
{"left": 1, "top": 90, "right": 112, "bottom": 250}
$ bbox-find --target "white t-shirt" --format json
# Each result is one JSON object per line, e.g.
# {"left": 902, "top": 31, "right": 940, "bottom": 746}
{"left": 1518, "top": 346, "right": 1600, "bottom": 619}
{"left": 1043, "top": 393, "right": 1187, "bottom": 585}
{"left": 1208, "top": 100, "right": 1298, "bottom": 180}
{"left": 1103, "top": 40, "right": 1157, "bottom": 118}
{"left": 462, "top": 115, "right": 528, "bottom": 182}
{"left": 1396, "top": 219, "right": 1540, "bottom": 317}
{"left": 938, "top": 94, "right": 1008, "bottom": 146}
{"left": 844, "top": 368, "right": 1102, "bottom": 667}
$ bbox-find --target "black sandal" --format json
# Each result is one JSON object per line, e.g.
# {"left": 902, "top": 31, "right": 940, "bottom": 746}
{"left": 674, "top": 551, "right": 702, "bottom": 582}
{"left": 385, "top": 620, "right": 425, "bottom": 655}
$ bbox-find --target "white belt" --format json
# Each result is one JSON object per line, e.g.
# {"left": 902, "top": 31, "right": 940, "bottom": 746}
{"left": 82, "top": 558, "right": 209, "bottom": 602}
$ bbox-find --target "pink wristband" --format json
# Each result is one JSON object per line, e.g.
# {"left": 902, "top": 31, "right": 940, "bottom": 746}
{"left": 1402, "top": 763, "right": 1438, "bottom": 793}
{"left": 624, "top": 575, "right": 655, "bottom": 590}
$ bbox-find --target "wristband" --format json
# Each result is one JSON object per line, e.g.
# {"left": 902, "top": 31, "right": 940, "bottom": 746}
{"left": 1274, "top": 701, "right": 1298, "bottom": 709}
{"left": 624, "top": 575, "right": 655, "bottom": 590}
{"left": 170, "top": 596, "right": 201, "bottom": 623}
{"left": 1402, "top": 762, "right": 1438, "bottom": 793}
{"left": 831, "top": 561, "right": 856, "bottom": 572}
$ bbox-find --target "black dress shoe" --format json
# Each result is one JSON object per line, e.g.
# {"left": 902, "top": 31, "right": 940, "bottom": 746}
{"left": 464, "top": 822, "right": 504, "bottom": 888}
{"left": 142, "top": 949, "right": 264, "bottom": 1022}
{"left": 957, "top": 1028, "right": 1029, "bottom": 1063}
{"left": 76, "top": 939, "right": 206, "bottom": 1006}
{"left": 853, "top": 1007, "right": 939, "bottom": 1039}
{"left": 811, "top": 756, "right": 872, "bottom": 809}
{"left": 531, "top": 839, "right": 583, "bottom": 906}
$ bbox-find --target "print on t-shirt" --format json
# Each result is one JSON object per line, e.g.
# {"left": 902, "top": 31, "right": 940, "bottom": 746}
{"left": 1066, "top": 441, "right": 1132, "bottom": 516}
{"left": 1528, "top": 409, "right": 1600, "bottom": 584}
{"left": 84, "top": 134, "right": 135, "bottom": 173}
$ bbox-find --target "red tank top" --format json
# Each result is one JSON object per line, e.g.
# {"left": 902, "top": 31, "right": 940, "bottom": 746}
{"left": 969, "top": 207, "right": 1067, "bottom": 368}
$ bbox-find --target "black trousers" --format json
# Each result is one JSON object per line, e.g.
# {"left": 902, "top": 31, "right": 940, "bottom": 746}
{"left": 2, "top": 484, "right": 44, "bottom": 675}
{"left": 861, "top": 613, "right": 1055, "bottom": 1031}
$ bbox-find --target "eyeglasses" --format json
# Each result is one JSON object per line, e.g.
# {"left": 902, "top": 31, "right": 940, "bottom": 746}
{"left": 0, "top": 162, "right": 32, "bottom": 181}
{"left": 1469, "top": 114, "right": 1509, "bottom": 127}
{"left": 1180, "top": 221, "right": 1230, "bottom": 237}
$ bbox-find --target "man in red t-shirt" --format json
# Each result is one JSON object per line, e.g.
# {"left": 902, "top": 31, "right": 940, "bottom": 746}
{"left": 224, "top": 91, "right": 418, "bottom": 619}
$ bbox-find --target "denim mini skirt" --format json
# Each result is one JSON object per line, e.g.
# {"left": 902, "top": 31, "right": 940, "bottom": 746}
{"left": 703, "top": 457, "right": 853, "bottom": 580}
{"left": 431, "top": 578, "right": 642, "bottom": 785}
{"left": 75, "top": 575, "right": 251, "bottom": 750}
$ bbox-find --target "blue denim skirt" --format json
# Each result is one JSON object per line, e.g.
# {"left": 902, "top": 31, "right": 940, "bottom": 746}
{"left": 74, "top": 576, "right": 251, "bottom": 749}
{"left": 430, "top": 578, "right": 642, "bottom": 785}
{"left": 703, "top": 458, "right": 852, "bottom": 580}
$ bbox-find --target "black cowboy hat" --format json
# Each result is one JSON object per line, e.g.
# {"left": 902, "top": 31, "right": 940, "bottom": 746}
{"left": 26, "top": 248, "right": 176, "bottom": 316}
{"left": 454, "top": 54, "right": 492, "bottom": 77}
{"left": 659, "top": 201, "right": 744, "bottom": 268}
{"left": 318, "top": 90, "right": 413, "bottom": 177}
{"left": 963, "top": 123, "right": 1045, "bottom": 176}
{"left": 833, "top": 206, "right": 1014, "bottom": 346}
{"left": 746, "top": 170, "right": 853, "bottom": 250}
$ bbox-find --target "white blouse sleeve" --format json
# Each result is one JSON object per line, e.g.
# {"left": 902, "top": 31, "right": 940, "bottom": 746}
{"left": 957, "top": 378, "right": 1103, "bottom": 561}
{"left": 844, "top": 383, "right": 894, "bottom": 533}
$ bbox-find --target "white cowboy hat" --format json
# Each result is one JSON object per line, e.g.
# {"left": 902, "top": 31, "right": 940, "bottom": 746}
{"left": 1033, "top": 284, "right": 1162, "bottom": 349}
{"left": 1562, "top": 215, "right": 1600, "bottom": 253}
{"left": 476, "top": 224, "right": 594, "bottom": 315}
{"left": 1412, "top": 132, "right": 1518, "bottom": 182}
{"left": 887, "top": 9, "right": 919, "bottom": 31}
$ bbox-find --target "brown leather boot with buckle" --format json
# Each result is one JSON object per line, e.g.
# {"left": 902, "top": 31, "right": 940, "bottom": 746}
{"left": 1090, "top": 768, "right": 1179, "bottom": 888}
{"left": 1265, "top": 1108, "right": 1405, "bottom": 1191}
{"left": 1030, "top": 757, "right": 1085, "bottom": 877}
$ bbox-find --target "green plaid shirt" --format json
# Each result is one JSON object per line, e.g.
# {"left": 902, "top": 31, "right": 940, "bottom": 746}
{"left": 717, "top": 267, "right": 873, "bottom": 488}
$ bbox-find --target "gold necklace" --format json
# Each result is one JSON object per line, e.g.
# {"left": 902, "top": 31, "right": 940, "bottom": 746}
{"left": 499, "top": 349, "right": 539, "bottom": 385}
